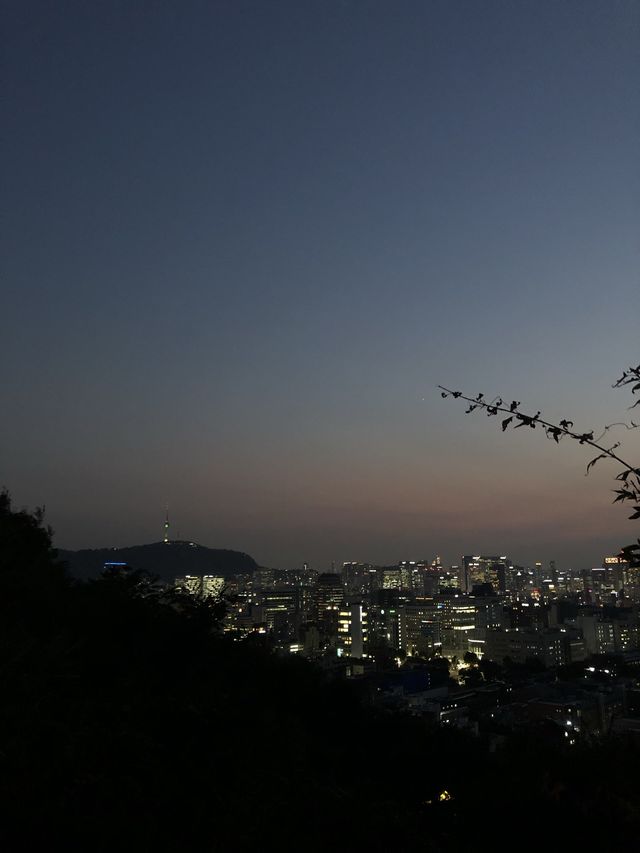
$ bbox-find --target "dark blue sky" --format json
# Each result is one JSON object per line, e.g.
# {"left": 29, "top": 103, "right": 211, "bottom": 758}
{"left": 4, "top": 0, "right": 639, "bottom": 569}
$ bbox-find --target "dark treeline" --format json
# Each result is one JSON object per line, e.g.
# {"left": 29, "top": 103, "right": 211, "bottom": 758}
{"left": 1, "top": 492, "right": 639, "bottom": 852}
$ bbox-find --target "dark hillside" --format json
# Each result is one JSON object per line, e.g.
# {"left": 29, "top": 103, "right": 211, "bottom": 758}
{"left": 59, "top": 540, "right": 259, "bottom": 580}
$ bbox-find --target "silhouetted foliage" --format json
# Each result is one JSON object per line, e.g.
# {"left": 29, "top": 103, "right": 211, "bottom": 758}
{"left": 478, "top": 656, "right": 502, "bottom": 682}
{"left": 439, "top": 363, "right": 640, "bottom": 565}
{"left": 3, "top": 492, "right": 640, "bottom": 851}
{"left": 458, "top": 666, "right": 483, "bottom": 687}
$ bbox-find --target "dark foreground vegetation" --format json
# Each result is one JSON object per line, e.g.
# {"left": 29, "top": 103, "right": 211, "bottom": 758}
{"left": 2, "top": 492, "right": 640, "bottom": 852}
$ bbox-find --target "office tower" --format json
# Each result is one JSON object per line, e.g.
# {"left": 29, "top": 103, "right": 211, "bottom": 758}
{"left": 337, "top": 603, "right": 368, "bottom": 658}
{"left": 461, "top": 555, "right": 509, "bottom": 593}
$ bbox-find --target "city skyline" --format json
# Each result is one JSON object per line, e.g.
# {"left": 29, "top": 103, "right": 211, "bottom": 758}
{"left": 4, "top": 1, "right": 638, "bottom": 570}
{"left": 55, "top": 507, "right": 625, "bottom": 576}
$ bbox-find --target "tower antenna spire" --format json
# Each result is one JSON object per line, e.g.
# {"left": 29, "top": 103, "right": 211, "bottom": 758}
{"left": 164, "top": 505, "right": 170, "bottom": 544}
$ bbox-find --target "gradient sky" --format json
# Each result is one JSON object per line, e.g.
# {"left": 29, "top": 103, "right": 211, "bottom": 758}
{"left": 3, "top": 0, "right": 639, "bottom": 570}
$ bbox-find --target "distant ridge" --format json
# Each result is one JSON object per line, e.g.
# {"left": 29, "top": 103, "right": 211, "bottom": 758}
{"left": 58, "top": 540, "right": 259, "bottom": 581}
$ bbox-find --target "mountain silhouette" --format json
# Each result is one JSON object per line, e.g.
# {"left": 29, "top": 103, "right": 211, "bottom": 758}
{"left": 58, "top": 540, "right": 259, "bottom": 581}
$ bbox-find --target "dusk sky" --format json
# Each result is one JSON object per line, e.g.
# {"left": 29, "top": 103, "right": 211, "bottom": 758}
{"left": 4, "top": 0, "right": 639, "bottom": 570}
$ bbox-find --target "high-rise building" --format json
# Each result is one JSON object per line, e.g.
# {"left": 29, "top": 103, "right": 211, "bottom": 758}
{"left": 438, "top": 594, "right": 476, "bottom": 656}
{"left": 342, "top": 562, "right": 375, "bottom": 596}
{"left": 258, "top": 589, "right": 300, "bottom": 622}
{"left": 337, "top": 603, "right": 368, "bottom": 658}
{"left": 603, "top": 555, "right": 628, "bottom": 592}
{"left": 368, "top": 591, "right": 401, "bottom": 650}
{"left": 461, "top": 555, "right": 509, "bottom": 593}
{"left": 399, "top": 600, "right": 441, "bottom": 657}
{"left": 314, "top": 573, "right": 344, "bottom": 614}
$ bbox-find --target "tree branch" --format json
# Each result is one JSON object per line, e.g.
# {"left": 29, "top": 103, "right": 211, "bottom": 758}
{"left": 437, "top": 385, "right": 640, "bottom": 505}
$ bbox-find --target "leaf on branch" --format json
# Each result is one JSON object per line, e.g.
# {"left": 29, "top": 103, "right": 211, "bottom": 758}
{"left": 613, "top": 365, "right": 640, "bottom": 391}
{"left": 578, "top": 431, "right": 594, "bottom": 444}
{"left": 560, "top": 419, "right": 574, "bottom": 430}
{"left": 613, "top": 489, "right": 636, "bottom": 503}
{"left": 586, "top": 454, "right": 607, "bottom": 474}
{"left": 619, "top": 542, "right": 640, "bottom": 567}
{"left": 465, "top": 405, "right": 477, "bottom": 414}
{"left": 441, "top": 392, "right": 448, "bottom": 398}
{"left": 453, "top": 391, "right": 462, "bottom": 398}
{"left": 629, "top": 506, "right": 640, "bottom": 520}
{"left": 509, "top": 401, "right": 520, "bottom": 412}
{"left": 514, "top": 414, "right": 536, "bottom": 429}
{"left": 546, "top": 427, "right": 562, "bottom": 443}
{"left": 501, "top": 417, "right": 513, "bottom": 431}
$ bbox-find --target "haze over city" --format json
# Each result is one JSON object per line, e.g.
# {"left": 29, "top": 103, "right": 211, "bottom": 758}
{"left": 4, "top": 1, "right": 638, "bottom": 568}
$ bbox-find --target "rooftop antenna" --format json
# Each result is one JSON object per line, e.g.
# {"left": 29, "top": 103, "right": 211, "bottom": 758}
{"left": 164, "top": 506, "right": 170, "bottom": 543}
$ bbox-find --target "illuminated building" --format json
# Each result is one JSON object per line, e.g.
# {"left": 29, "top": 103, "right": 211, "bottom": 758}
{"left": 626, "top": 568, "right": 640, "bottom": 605}
{"left": 461, "top": 555, "right": 509, "bottom": 594}
{"left": 398, "top": 561, "right": 430, "bottom": 592}
{"left": 430, "top": 570, "right": 460, "bottom": 594}
{"left": 399, "top": 601, "right": 441, "bottom": 657}
{"left": 314, "top": 573, "right": 344, "bottom": 615}
{"left": 253, "top": 568, "right": 279, "bottom": 589}
{"left": 506, "top": 601, "right": 545, "bottom": 632}
{"left": 581, "top": 614, "right": 615, "bottom": 654}
{"left": 613, "top": 618, "right": 639, "bottom": 652}
{"left": 503, "top": 563, "right": 534, "bottom": 600}
{"left": 368, "top": 601, "right": 401, "bottom": 650}
{"left": 258, "top": 589, "right": 300, "bottom": 631}
{"left": 175, "top": 575, "right": 202, "bottom": 596}
{"left": 337, "top": 603, "right": 368, "bottom": 658}
{"left": 602, "top": 555, "right": 628, "bottom": 592}
{"left": 382, "top": 566, "right": 406, "bottom": 590}
{"left": 437, "top": 594, "right": 476, "bottom": 656}
{"left": 342, "top": 562, "right": 378, "bottom": 595}
{"left": 175, "top": 575, "right": 225, "bottom": 599}
{"left": 202, "top": 576, "right": 225, "bottom": 598}
{"left": 470, "top": 594, "right": 504, "bottom": 640}
{"left": 578, "top": 612, "right": 639, "bottom": 655}
{"left": 484, "top": 627, "right": 569, "bottom": 667}
{"left": 317, "top": 605, "right": 341, "bottom": 649}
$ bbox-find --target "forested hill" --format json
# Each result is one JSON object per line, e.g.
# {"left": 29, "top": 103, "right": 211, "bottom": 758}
{"left": 58, "top": 540, "right": 259, "bottom": 580}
